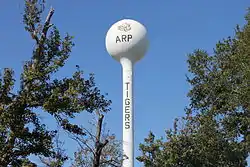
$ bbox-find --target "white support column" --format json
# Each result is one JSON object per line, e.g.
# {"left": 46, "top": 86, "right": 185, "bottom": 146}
{"left": 120, "top": 57, "right": 134, "bottom": 167}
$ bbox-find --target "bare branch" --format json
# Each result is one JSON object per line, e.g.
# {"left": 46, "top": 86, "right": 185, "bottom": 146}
{"left": 70, "top": 134, "right": 95, "bottom": 155}
{"left": 41, "top": 6, "right": 54, "bottom": 41}
{"left": 35, "top": 7, "right": 54, "bottom": 61}
{"left": 95, "top": 113, "right": 104, "bottom": 145}
{"left": 100, "top": 158, "right": 121, "bottom": 167}
{"left": 81, "top": 127, "right": 97, "bottom": 141}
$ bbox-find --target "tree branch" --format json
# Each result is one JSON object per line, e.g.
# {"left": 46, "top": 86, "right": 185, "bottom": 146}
{"left": 100, "top": 158, "right": 121, "bottom": 167}
{"left": 35, "top": 7, "right": 54, "bottom": 61}
{"left": 95, "top": 112, "right": 104, "bottom": 146}
{"left": 70, "top": 134, "right": 95, "bottom": 156}
{"left": 41, "top": 6, "right": 54, "bottom": 41}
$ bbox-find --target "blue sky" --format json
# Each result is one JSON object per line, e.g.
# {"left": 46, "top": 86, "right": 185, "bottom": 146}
{"left": 0, "top": 0, "right": 249, "bottom": 166}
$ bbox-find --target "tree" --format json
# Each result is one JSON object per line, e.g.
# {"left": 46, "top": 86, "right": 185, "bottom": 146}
{"left": 0, "top": 0, "right": 111, "bottom": 166}
{"left": 137, "top": 8, "right": 250, "bottom": 167}
{"left": 71, "top": 111, "right": 123, "bottom": 167}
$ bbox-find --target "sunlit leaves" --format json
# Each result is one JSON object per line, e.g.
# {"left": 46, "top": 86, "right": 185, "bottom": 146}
{"left": 137, "top": 8, "right": 250, "bottom": 167}
{"left": 0, "top": 0, "right": 111, "bottom": 166}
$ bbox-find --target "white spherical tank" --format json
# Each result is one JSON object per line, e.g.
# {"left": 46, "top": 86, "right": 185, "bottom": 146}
{"left": 105, "top": 19, "right": 149, "bottom": 63}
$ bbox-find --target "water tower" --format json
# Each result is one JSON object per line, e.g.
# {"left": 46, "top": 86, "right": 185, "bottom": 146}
{"left": 105, "top": 19, "right": 149, "bottom": 167}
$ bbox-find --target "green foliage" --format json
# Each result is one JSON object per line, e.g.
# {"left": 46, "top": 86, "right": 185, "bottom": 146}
{"left": 0, "top": 0, "right": 111, "bottom": 166}
{"left": 137, "top": 8, "right": 250, "bottom": 167}
{"left": 138, "top": 117, "right": 248, "bottom": 166}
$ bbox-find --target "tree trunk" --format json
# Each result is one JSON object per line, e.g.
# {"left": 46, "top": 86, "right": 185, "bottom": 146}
{"left": 92, "top": 112, "right": 109, "bottom": 167}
